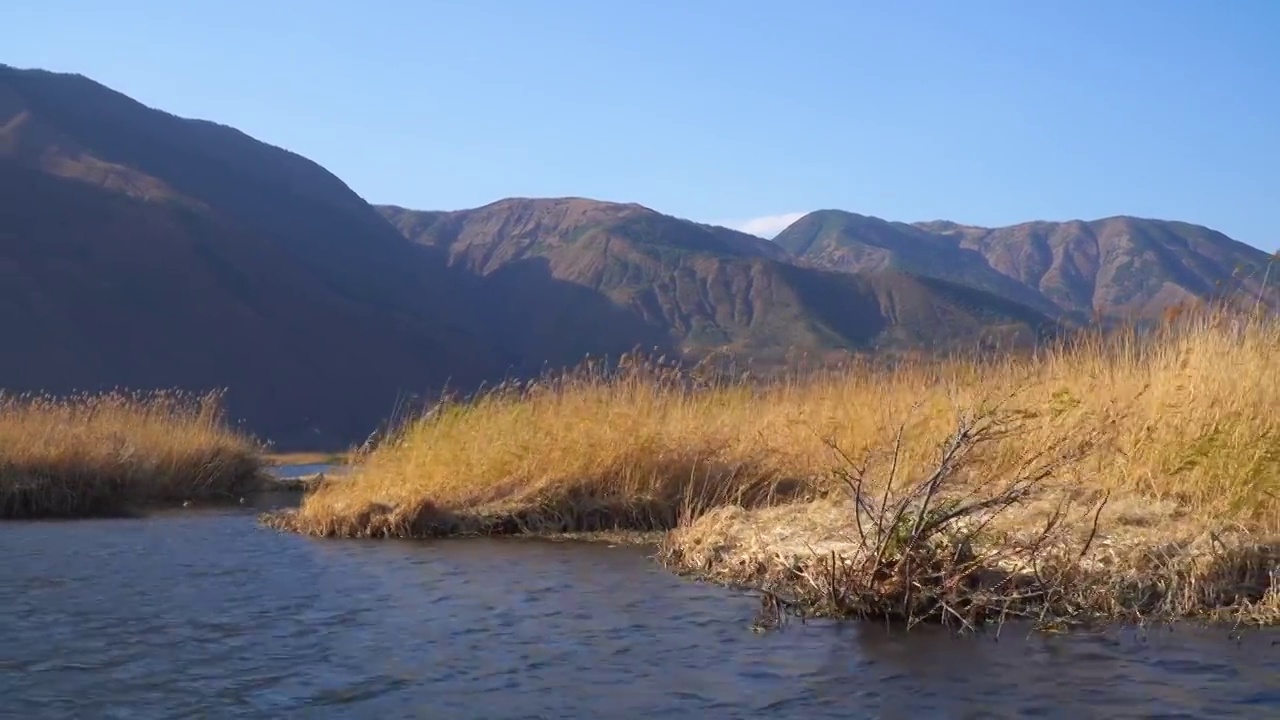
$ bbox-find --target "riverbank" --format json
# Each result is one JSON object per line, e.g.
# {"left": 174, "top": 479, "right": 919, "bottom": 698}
{"left": 0, "top": 390, "right": 264, "bottom": 518}
{"left": 264, "top": 307, "right": 1280, "bottom": 628}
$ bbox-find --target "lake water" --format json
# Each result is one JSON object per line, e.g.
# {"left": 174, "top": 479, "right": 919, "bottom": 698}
{"left": 267, "top": 463, "right": 346, "bottom": 479}
{"left": 1, "top": 492, "right": 1276, "bottom": 719}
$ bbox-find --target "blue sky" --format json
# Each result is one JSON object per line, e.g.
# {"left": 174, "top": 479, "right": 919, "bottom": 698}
{"left": 5, "top": 1, "right": 1278, "bottom": 249}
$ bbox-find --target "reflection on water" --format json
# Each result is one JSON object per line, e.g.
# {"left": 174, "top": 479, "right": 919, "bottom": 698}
{"left": 0, "top": 501, "right": 1276, "bottom": 719}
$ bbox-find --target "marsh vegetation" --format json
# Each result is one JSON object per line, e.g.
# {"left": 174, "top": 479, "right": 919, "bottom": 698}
{"left": 0, "top": 390, "right": 263, "bottom": 519}
{"left": 265, "top": 305, "right": 1279, "bottom": 628}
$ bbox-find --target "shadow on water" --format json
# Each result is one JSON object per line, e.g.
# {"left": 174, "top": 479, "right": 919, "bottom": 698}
{"left": 0, "top": 503, "right": 1276, "bottom": 719}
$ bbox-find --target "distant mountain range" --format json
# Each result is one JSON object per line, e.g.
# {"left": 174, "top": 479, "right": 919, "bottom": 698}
{"left": 773, "top": 210, "right": 1275, "bottom": 325}
{"left": 1, "top": 63, "right": 1273, "bottom": 448}
{"left": 376, "top": 198, "right": 1059, "bottom": 366}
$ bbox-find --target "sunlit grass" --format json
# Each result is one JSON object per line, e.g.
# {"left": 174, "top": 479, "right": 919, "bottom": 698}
{"left": 266, "top": 304, "right": 1280, "bottom": 624}
{"left": 0, "top": 390, "right": 263, "bottom": 518}
{"left": 271, "top": 304, "right": 1280, "bottom": 540}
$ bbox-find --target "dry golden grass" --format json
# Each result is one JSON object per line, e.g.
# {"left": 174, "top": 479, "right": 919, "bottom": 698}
{"left": 266, "top": 305, "right": 1280, "bottom": 624}
{"left": 662, "top": 498, "right": 1279, "bottom": 630}
{"left": 265, "top": 346, "right": 832, "bottom": 538}
{"left": 0, "top": 390, "right": 264, "bottom": 518}
{"left": 271, "top": 306, "right": 1279, "bottom": 534}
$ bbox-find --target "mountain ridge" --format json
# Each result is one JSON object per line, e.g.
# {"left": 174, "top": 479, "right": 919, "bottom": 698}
{"left": 772, "top": 208, "right": 1275, "bottom": 323}
{"left": 377, "top": 198, "right": 1063, "bottom": 364}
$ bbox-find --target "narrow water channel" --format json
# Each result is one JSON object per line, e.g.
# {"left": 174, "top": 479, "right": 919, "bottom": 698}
{"left": 0, "top": 492, "right": 1275, "bottom": 719}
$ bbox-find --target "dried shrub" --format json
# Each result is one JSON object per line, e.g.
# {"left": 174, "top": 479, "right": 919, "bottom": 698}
{"left": 662, "top": 405, "right": 1278, "bottom": 631}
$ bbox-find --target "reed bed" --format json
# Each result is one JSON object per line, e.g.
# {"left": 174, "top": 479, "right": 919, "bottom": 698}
{"left": 0, "top": 390, "right": 264, "bottom": 518}
{"left": 266, "top": 307, "right": 1279, "bottom": 626}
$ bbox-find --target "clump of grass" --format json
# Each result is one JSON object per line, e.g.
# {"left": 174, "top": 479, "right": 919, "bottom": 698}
{"left": 661, "top": 306, "right": 1280, "bottom": 628}
{"left": 264, "top": 355, "right": 812, "bottom": 537}
{"left": 0, "top": 389, "right": 263, "bottom": 519}
{"left": 660, "top": 404, "right": 1279, "bottom": 631}
{"left": 271, "top": 306, "right": 1280, "bottom": 538}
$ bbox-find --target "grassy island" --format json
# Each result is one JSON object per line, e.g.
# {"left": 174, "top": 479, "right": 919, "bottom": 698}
{"left": 0, "top": 390, "right": 264, "bottom": 519}
{"left": 265, "top": 307, "right": 1279, "bottom": 630}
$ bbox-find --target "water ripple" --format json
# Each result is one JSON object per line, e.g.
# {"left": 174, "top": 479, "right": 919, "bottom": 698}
{"left": 0, "top": 505, "right": 1276, "bottom": 719}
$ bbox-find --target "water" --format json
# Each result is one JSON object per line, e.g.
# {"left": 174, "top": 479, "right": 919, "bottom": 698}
{"left": 267, "top": 463, "right": 344, "bottom": 479}
{"left": 1, "top": 498, "right": 1276, "bottom": 719}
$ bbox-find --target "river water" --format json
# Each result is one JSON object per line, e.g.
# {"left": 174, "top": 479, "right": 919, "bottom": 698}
{"left": 0, "top": 491, "right": 1276, "bottom": 718}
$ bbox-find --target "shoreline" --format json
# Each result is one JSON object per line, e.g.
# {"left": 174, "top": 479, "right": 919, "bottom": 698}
{"left": 1, "top": 470, "right": 335, "bottom": 521}
{"left": 260, "top": 492, "right": 1280, "bottom": 632}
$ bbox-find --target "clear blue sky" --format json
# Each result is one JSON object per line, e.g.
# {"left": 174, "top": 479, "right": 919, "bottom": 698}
{"left": 5, "top": 0, "right": 1278, "bottom": 248}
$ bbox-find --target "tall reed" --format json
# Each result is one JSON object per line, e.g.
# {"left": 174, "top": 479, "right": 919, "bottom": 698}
{"left": 270, "top": 304, "right": 1280, "bottom": 540}
{"left": 0, "top": 389, "right": 263, "bottom": 518}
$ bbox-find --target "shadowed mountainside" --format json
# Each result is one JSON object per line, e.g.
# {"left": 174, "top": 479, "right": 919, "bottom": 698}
{"left": 774, "top": 210, "right": 1277, "bottom": 324}
{"left": 379, "top": 198, "right": 1061, "bottom": 364}
{"left": 0, "top": 63, "right": 524, "bottom": 448}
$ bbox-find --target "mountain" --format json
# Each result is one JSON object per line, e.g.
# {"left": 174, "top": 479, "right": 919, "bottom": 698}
{"left": 0, "top": 63, "right": 519, "bottom": 448}
{"left": 774, "top": 210, "right": 1276, "bottom": 323}
{"left": 18, "top": 62, "right": 1236, "bottom": 450}
{"left": 0, "top": 65, "right": 1060, "bottom": 448}
{"left": 378, "top": 198, "right": 1061, "bottom": 365}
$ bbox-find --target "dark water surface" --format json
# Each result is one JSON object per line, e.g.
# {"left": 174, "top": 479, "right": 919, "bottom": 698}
{"left": 1, "top": 497, "right": 1276, "bottom": 719}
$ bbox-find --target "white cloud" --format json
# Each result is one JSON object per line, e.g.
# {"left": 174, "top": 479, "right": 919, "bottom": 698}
{"left": 722, "top": 212, "right": 808, "bottom": 238}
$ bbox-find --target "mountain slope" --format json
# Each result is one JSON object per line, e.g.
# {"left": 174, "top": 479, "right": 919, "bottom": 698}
{"left": 0, "top": 64, "right": 514, "bottom": 448}
{"left": 4, "top": 64, "right": 1174, "bottom": 449}
{"left": 775, "top": 210, "right": 1276, "bottom": 323}
{"left": 379, "top": 198, "right": 1061, "bottom": 363}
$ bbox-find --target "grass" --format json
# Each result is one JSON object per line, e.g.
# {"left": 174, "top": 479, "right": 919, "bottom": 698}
{"left": 0, "top": 389, "right": 264, "bottom": 519}
{"left": 265, "top": 305, "right": 1279, "bottom": 627}
{"left": 661, "top": 410, "right": 1278, "bottom": 632}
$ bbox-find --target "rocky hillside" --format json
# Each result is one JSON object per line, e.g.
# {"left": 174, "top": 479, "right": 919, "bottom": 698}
{"left": 379, "top": 198, "right": 1060, "bottom": 364}
{"left": 774, "top": 210, "right": 1276, "bottom": 323}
